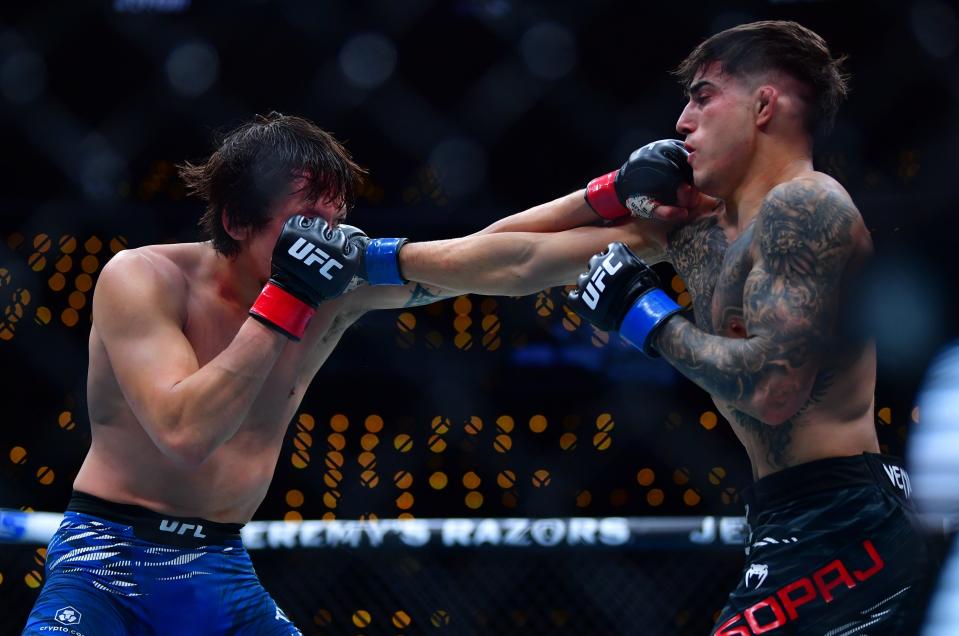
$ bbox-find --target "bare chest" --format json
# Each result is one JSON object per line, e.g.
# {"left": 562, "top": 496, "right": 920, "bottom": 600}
{"left": 666, "top": 217, "right": 756, "bottom": 337}
{"left": 183, "top": 296, "right": 354, "bottom": 422}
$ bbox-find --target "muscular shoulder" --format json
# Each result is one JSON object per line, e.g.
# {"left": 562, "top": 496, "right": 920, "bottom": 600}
{"left": 99, "top": 245, "right": 191, "bottom": 293}
{"left": 756, "top": 175, "right": 865, "bottom": 276}
{"left": 762, "top": 173, "right": 858, "bottom": 220}
{"left": 95, "top": 245, "right": 190, "bottom": 328}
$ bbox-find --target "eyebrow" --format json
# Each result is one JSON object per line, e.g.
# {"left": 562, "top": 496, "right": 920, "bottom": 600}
{"left": 686, "top": 80, "right": 715, "bottom": 96}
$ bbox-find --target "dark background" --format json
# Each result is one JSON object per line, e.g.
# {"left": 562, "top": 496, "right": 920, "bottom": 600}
{"left": 1, "top": 0, "right": 956, "bottom": 633}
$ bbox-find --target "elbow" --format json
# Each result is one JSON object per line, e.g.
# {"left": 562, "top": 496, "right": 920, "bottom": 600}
{"left": 164, "top": 440, "right": 212, "bottom": 467}
{"left": 154, "top": 385, "right": 222, "bottom": 466}
{"left": 160, "top": 426, "right": 214, "bottom": 467}
{"left": 503, "top": 245, "right": 543, "bottom": 296}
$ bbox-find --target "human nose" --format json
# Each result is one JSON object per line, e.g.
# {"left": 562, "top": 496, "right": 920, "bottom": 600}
{"left": 676, "top": 102, "right": 695, "bottom": 136}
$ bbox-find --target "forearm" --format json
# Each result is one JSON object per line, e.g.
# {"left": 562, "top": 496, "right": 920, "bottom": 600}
{"left": 474, "top": 190, "right": 598, "bottom": 235}
{"left": 400, "top": 219, "right": 669, "bottom": 298}
{"left": 652, "top": 316, "right": 797, "bottom": 424}
{"left": 163, "top": 319, "right": 286, "bottom": 463}
{"left": 399, "top": 233, "right": 562, "bottom": 296}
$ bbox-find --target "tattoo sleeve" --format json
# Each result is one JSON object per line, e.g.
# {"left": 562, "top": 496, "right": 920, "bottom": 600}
{"left": 666, "top": 216, "right": 728, "bottom": 331}
{"left": 653, "top": 180, "right": 858, "bottom": 426}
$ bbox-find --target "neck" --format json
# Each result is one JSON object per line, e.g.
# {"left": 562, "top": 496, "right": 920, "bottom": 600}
{"left": 207, "top": 246, "right": 265, "bottom": 310}
{"left": 724, "top": 139, "right": 813, "bottom": 229}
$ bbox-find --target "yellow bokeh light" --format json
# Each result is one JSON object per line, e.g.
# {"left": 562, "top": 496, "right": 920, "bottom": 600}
{"left": 453, "top": 296, "right": 472, "bottom": 315}
{"left": 392, "top": 610, "right": 411, "bottom": 629}
{"left": 394, "top": 471, "right": 413, "bottom": 489}
{"left": 699, "top": 411, "right": 718, "bottom": 430}
{"left": 360, "top": 433, "right": 379, "bottom": 451}
{"left": 352, "top": 610, "right": 371, "bottom": 628}
{"left": 364, "top": 414, "right": 384, "bottom": 433}
{"left": 68, "top": 291, "right": 86, "bottom": 310}
{"left": 48, "top": 273, "right": 65, "bottom": 291}
{"left": 9, "top": 446, "right": 27, "bottom": 464}
{"left": 429, "top": 472, "right": 448, "bottom": 490}
{"left": 81, "top": 255, "right": 99, "bottom": 274}
{"left": 529, "top": 414, "right": 547, "bottom": 433}
{"left": 462, "top": 471, "right": 481, "bottom": 489}
{"left": 532, "top": 469, "right": 550, "bottom": 487}
{"left": 393, "top": 433, "right": 413, "bottom": 452}
{"left": 326, "top": 433, "right": 345, "bottom": 451}
{"left": 329, "top": 414, "right": 348, "bottom": 432}
{"left": 285, "top": 490, "right": 304, "bottom": 507}
{"left": 75, "top": 273, "right": 93, "bottom": 292}
{"left": 396, "top": 492, "right": 414, "bottom": 510}
{"left": 465, "top": 491, "right": 483, "bottom": 509}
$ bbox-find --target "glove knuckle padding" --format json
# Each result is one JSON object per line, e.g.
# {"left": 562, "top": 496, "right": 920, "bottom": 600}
{"left": 271, "top": 215, "right": 360, "bottom": 304}
{"left": 567, "top": 240, "right": 680, "bottom": 356}
{"left": 567, "top": 243, "right": 660, "bottom": 332}
{"left": 620, "top": 140, "right": 692, "bottom": 207}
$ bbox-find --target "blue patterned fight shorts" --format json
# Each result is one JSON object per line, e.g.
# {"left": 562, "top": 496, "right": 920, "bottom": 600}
{"left": 23, "top": 491, "right": 301, "bottom": 635}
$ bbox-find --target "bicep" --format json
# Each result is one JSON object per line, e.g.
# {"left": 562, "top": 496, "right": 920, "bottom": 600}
{"left": 93, "top": 254, "right": 199, "bottom": 432}
{"left": 472, "top": 190, "right": 598, "bottom": 235}
{"left": 743, "top": 181, "right": 859, "bottom": 383}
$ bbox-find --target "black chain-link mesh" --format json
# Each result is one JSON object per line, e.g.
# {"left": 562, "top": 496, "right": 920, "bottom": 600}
{"left": 2, "top": 542, "right": 745, "bottom": 635}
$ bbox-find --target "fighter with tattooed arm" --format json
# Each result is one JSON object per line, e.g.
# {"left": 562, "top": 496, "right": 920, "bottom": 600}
{"left": 562, "top": 21, "right": 928, "bottom": 635}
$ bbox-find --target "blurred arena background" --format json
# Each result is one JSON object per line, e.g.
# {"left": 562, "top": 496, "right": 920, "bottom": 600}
{"left": 1, "top": 0, "right": 957, "bottom": 633}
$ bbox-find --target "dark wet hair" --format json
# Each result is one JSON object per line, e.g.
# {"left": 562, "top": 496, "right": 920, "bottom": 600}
{"left": 178, "top": 112, "right": 366, "bottom": 257}
{"left": 674, "top": 20, "right": 849, "bottom": 133}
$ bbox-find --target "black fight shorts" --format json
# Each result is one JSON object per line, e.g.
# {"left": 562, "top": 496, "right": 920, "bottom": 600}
{"left": 712, "top": 453, "right": 928, "bottom": 635}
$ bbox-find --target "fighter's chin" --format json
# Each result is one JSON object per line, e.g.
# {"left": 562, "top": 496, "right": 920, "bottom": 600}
{"left": 691, "top": 170, "right": 719, "bottom": 198}
{"left": 693, "top": 168, "right": 712, "bottom": 196}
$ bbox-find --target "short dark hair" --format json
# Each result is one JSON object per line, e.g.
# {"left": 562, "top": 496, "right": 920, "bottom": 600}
{"left": 178, "top": 112, "right": 366, "bottom": 258}
{"left": 674, "top": 20, "right": 849, "bottom": 133}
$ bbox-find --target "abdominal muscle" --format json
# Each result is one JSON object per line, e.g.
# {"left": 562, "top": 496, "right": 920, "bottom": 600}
{"left": 73, "top": 418, "right": 285, "bottom": 523}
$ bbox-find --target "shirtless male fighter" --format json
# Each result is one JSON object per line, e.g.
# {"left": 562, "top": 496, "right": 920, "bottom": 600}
{"left": 21, "top": 112, "right": 689, "bottom": 634}
{"left": 561, "top": 20, "right": 928, "bottom": 635}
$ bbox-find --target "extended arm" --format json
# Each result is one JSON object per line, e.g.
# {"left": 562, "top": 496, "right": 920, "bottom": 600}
{"left": 653, "top": 179, "right": 860, "bottom": 424}
{"left": 472, "top": 190, "right": 599, "bottom": 235}
{"left": 471, "top": 138, "right": 693, "bottom": 236}
{"left": 401, "top": 218, "right": 670, "bottom": 296}
{"left": 343, "top": 217, "right": 672, "bottom": 312}
{"left": 340, "top": 139, "right": 694, "bottom": 311}
{"left": 94, "top": 250, "right": 287, "bottom": 466}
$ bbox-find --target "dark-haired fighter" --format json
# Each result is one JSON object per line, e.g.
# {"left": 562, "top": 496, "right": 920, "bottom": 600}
{"left": 560, "top": 21, "right": 927, "bottom": 635}
{"left": 22, "top": 112, "right": 691, "bottom": 635}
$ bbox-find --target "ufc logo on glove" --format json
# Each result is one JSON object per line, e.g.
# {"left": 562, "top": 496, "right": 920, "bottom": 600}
{"left": 581, "top": 253, "right": 623, "bottom": 310}
{"left": 287, "top": 238, "right": 344, "bottom": 280}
